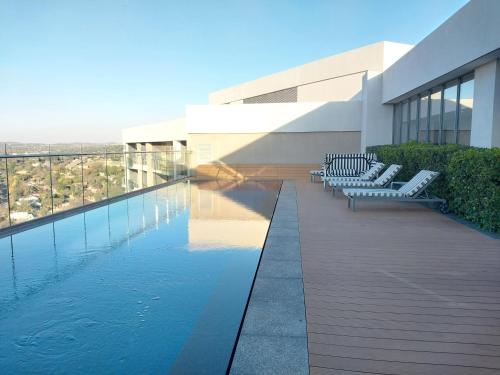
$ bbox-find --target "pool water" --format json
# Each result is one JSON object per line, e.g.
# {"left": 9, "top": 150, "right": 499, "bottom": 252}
{"left": 0, "top": 180, "right": 281, "bottom": 374}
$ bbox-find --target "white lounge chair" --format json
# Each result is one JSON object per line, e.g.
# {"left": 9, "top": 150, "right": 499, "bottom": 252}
{"left": 343, "top": 170, "right": 446, "bottom": 211}
{"left": 325, "top": 162, "right": 385, "bottom": 185}
{"left": 319, "top": 153, "right": 378, "bottom": 189}
{"left": 329, "top": 164, "right": 401, "bottom": 195}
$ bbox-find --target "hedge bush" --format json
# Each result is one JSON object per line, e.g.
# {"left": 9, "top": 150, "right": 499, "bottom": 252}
{"left": 367, "top": 143, "right": 500, "bottom": 233}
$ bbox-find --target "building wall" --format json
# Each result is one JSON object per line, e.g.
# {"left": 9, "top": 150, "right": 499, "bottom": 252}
{"left": 471, "top": 59, "right": 500, "bottom": 147}
{"left": 122, "top": 118, "right": 187, "bottom": 144}
{"left": 186, "top": 101, "right": 362, "bottom": 134}
{"left": 361, "top": 71, "right": 394, "bottom": 150}
{"left": 187, "top": 101, "right": 363, "bottom": 167}
{"left": 210, "top": 41, "right": 412, "bottom": 104}
{"left": 189, "top": 132, "right": 360, "bottom": 167}
{"left": 383, "top": 0, "right": 500, "bottom": 103}
{"left": 297, "top": 72, "right": 365, "bottom": 101}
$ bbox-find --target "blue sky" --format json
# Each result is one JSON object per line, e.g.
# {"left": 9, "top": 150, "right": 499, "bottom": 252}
{"left": 0, "top": 0, "right": 468, "bottom": 143}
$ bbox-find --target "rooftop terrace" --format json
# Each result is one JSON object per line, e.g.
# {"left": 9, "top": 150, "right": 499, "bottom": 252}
{"left": 278, "top": 179, "right": 500, "bottom": 374}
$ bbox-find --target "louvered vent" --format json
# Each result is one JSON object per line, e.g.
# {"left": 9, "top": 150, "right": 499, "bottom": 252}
{"left": 243, "top": 87, "right": 297, "bottom": 103}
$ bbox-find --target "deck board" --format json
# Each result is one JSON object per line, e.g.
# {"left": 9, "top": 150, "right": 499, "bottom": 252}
{"left": 295, "top": 181, "right": 500, "bottom": 374}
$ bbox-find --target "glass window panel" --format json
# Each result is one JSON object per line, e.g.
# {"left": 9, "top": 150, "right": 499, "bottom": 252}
{"left": 442, "top": 82, "right": 458, "bottom": 144}
{"left": 418, "top": 94, "right": 429, "bottom": 143}
{"left": 429, "top": 89, "right": 442, "bottom": 144}
{"left": 8, "top": 157, "right": 52, "bottom": 224}
{"left": 409, "top": 98, "right": 418, "bottom": 141}
{"left": 52, "top": 155, "right": 84, "bottom": 213}
{"left": 458, "top": 76, "right": 474, "bottom": 145}
{"left": 401, "top": 101, "right": 409, "bottom": 143}
{"left": 393, "top": 103, "right": 402, "bottom": 144}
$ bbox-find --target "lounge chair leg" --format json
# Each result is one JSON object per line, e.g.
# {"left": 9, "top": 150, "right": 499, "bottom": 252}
{"left": 352, "top": 199, "right": 356, "bottom": 212}
{"left": 332, "top": 187, "right": 335, "bottom": 197}
{"left": 347, "top": 198, "right": 350, "bottom": 208}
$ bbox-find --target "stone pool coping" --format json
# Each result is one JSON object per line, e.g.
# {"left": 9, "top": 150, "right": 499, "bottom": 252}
{"left": 229, "top": 180, "right": 309, "bottom": 375}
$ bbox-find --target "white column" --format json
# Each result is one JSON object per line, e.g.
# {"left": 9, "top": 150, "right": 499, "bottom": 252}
{"left": 361, "top": 71, "right": 394, "bottom": 152}
{"left": 470, "top": 59, "right": 500, "bottom": 148}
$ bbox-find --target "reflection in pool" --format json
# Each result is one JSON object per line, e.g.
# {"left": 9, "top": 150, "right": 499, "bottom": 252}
{"left": 0, "top": 180, "right": 281, "bottom": 374}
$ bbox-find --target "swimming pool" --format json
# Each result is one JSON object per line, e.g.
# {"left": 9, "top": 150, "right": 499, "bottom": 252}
{"left": 0, "top": 180, "right": 281, "bottom": 374}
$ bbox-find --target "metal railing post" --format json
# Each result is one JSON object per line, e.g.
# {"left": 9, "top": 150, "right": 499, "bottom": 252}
{"left": 4, "top": 144, "right": 12, "bottom": 227}
{"left": 105, "top": 147, "right": 109, "bottom": 199}
{"left": 455, "top": 78, "right": 462, "bottom": 145}
{"left": 81, "top": 153, "right": 85, "bottom": 206}
{"left": 165, "top": 149, "right": 168, "bottom": 181}
{"left": 174, "top": 151, "right": 177, "bottom": 180}
{"left": 125, "top": 151, "right": 129, "bottom": 193}
{"left": 48, "top": 145, "right": 54, "bottom": 214}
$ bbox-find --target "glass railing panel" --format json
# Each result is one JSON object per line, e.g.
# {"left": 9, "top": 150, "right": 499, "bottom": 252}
{"left": 51, "top": 155, "right": 84, "bottom": 213}
{"left": 107, "top": 153, "right": 127, "bottom": 198}
{"left": 175, "top": 151, "right": 189, "bottom": 178}
{"left": 82, "top": 154, "right": 107, "bottom": 204}
{"left": 126, "top": 153, "right": 134, "bottom": 169}
{"left": 7, "top": 157, "right": 52, "bottom": 224}
{"left": 152, "top": 152, "right": 168, "bottom": 186}
{"left": 0, "top": 159, "right": 9, "bottom": 228}
{"left": 127, "top": 168, "right": 140, "bottom": 191}
{"left": 156, "top": 152, "right": 167, "bottom": 177}
{"left": 0, "top": 150, "right": 191, "bottom": 229}
{"left": 6, "top": 143, "right": 50, "bottom": 155}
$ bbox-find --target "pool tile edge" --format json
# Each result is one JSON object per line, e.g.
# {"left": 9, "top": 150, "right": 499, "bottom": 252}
{"left": 229, "top": 181, "right": 309, "bottom": 375}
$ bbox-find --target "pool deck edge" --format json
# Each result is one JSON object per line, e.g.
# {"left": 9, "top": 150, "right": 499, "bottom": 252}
{"left": 229, "top": 180, "right": 309, "bottom": 375}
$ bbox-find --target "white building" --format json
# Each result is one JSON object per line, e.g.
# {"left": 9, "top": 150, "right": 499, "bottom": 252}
{"left": 123, "top": 0, "right": 500, "bottom": 179}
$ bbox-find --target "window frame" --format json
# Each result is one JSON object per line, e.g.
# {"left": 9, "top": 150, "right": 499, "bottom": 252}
{"left": 457, "top": 73, "right": 475, "bottom": 146}
{"left": 401, "top": 100, "right": 409, "bottom": 144}
{"left": 392, "top": 72, "right": 474, "bottom": 146}
{"left": 408, "top": 96, "right": 418, "bottom": 142}
{"left": 441, "top": 80, "right": 459, "bottom": 145}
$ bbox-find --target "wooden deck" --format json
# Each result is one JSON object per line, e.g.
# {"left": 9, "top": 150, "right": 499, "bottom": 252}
{"left": 295, "top": 181, "right": 500, "bottom": 375}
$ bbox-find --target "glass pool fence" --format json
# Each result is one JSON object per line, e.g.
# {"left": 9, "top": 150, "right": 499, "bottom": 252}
{"left": 0, "top": 149, "right": 191, "bottom": 229}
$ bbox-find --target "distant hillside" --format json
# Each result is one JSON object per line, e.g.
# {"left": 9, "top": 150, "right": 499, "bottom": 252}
{"left": 1, "top": 142, "right": 123, "bottom": 155}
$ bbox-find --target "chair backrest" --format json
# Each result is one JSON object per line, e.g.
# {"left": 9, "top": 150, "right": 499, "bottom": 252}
{"left": 324, "top": 153, "right": 378, "bottom": 175}
{"left": 373, "top": 164, "right": 402, "bottom": 186}
{"left": 398, "top": 170, "right": 440, "bottom": 197}
{"left": 360, "top": 162, "right": 385, "bottom": 180}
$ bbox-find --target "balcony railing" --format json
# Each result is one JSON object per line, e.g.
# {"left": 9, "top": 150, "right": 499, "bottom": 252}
{"left": 0, "top": 150, "right": 191, "bottom": 229}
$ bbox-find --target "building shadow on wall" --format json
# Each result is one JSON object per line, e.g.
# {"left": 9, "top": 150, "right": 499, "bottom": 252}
{"left": 192, "top": 101, "right": 365, "bottom": 181}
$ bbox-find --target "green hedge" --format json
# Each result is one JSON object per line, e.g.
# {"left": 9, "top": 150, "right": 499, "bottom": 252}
{"left": 367, "top": 143, "right": 500, "bottom": 233}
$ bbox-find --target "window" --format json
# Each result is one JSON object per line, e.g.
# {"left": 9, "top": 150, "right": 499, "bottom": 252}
{"left": 442, "top": 81, "right": 458, "bottom": 144}
{"left": 429, "top": 88, "right": 442, "bottom": 144}
{"left": 458, "top": 75, "right": 474, "bottom": 145}
{"left": 392, "top": 72, "right": 474, "bottom": 146}
{"left": 401, "top": 101, "right": 409, "bottom": 143}
{"left": 409, "top": 98, "right": 418, "bottom": 141}
{"left": 418, "top": 94, "right": 429, "bottom": 142}
{"left": 393, "top": 103, "right": 402, "bottom": 144}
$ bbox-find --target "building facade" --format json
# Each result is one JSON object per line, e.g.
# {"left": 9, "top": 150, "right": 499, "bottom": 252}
{"left": 122, "top": 0, "right": 500, "bottom": 179}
